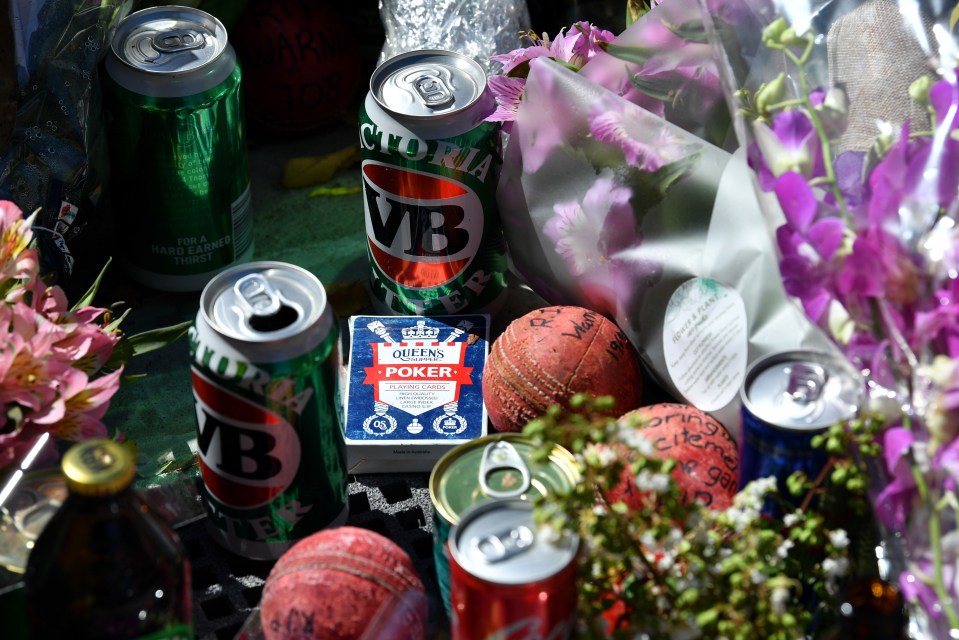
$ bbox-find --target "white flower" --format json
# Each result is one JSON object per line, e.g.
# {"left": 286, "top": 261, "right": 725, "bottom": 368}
{"left": 657, "top": 553, "right": 676, "bottom": 572}
{"left": 783, "top": 511, "right": 801, "bottom": 528}
{"left": 776, "top": 539, "right": 795, "bottom": 559}
{"left": 635, "top": 468, "right": 671, "bottom": 494}
{"left": 619, "top": 426, "right": 656, "bottom": 457}
{"left": 822, "top": 556, "right": 851, "bottom": 594}
{"left": 771, "top": 585, "right": 790, "bottom": 615}
{"left": 828, "top": 529, "right": 849, "bottom": 550}
{"left": 583, "top": 442, "right": 618, "bottom": 468}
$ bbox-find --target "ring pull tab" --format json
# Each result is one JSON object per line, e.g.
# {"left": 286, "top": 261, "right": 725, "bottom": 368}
{"left": 235, "top": 273, "right": 282, "bottom": 317}
{"left": 470, "top": 524, "right": 535, "bottom": 564}
{"left": 152, "top": 29, "right": 206, "bottom": 54}
{"left": 786, "top": 363, "right": 828, "bottom": 404}
{"left": 411, "top": 72, "right": 454, "bottom": 109}
{"left": 479, "top": 441, "right": 531, "bottom": 499}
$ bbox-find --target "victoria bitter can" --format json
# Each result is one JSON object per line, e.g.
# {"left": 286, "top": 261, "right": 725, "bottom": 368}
{"left": 190, "top": 261, "right": 348, "bottom": 560}
{"left": 359, "top": 49, "right": 508, "bottom": 316}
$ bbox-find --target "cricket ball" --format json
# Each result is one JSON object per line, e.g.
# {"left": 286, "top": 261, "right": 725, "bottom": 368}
{"left": 611, "top": 402, "right": 739, "bottom": 510}
{"left": 483, "top": 306, "right": 644, "bottom": 433}
{"left": 232, "top": 0, "right": 362, "bottom": 133}
{"left": 260, "top": 526, "right": 428, "bottom": 640}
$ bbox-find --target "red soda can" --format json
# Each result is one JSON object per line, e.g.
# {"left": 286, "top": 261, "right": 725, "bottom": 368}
{"left": 447, "top": 498, "right": 579, "bottom": 639}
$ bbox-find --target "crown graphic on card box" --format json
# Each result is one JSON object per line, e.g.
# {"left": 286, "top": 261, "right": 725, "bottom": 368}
{"left": 401, "top": 320, "right": 441, "bottom": 340}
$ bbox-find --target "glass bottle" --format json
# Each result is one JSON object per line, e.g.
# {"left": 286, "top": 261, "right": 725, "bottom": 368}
{"left": 24, "top": 439, "right": 193, "bottom": 639}
{"left": 821, "top": 577, "right": 908, "bottom": 640}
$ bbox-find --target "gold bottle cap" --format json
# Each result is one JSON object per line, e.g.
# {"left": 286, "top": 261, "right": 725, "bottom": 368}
{"left": 61, "top": 440, "right": 136, "bottom": 497}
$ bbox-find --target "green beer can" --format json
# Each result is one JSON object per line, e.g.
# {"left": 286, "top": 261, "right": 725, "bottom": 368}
{"left": 104, "top": 6, "right": 254, "bottom": 292}
{"left": 359, "top": 50, "right": 508, "bottom": 316}
{"left": 190, "top": 261, "right": 348, "bottom": 560}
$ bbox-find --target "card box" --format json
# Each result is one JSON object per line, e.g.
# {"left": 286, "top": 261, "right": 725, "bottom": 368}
{"left": 341, "top": 314, "right": 490, "bottom": 473}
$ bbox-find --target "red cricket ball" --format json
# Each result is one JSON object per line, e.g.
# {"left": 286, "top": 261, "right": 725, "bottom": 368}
{"left": 232, "top": 0, "right": 362, "bottom": 133}
{"left": 611, "top": 402, "right": 739, "bottom": 510}
{"left": 482, "top": 305, "right": 644, "bottom": 433}
{"left": 260, "top": 526, "right": 428, "bottom": 640}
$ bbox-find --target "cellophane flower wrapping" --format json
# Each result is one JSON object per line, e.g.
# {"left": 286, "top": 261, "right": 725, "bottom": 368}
{"left": 702, "top": 0, "right": 959, "bottom": 633}
{"left": 1, "top": 0, "right": 136, "bottom": 287}
{"left": 496, "top": 0, "right": 835, "bottom": 431}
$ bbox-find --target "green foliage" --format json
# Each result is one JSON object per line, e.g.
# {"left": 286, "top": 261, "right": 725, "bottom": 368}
{"left": 522, "top": 394, "right": 875, "bottom": 639}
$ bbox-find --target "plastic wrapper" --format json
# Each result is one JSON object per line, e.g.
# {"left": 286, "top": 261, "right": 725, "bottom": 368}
{"left": 495, "top": 1, "right": 835, "bottom": 432}
{"left": 703, "top": 0, "right": 959, "bottom": 634}
{"left": 378, "top": 0, "right": 531, "bottom": 71}
{"left": 1, "top": 0, "right": 138, "bottom": 286}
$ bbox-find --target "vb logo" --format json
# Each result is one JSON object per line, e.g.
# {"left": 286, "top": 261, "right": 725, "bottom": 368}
{"left": 192, "top": 370, "right": 300, "bottom": 509}
{"left": 362, "top": 161, "right": 482, "bottom": 288}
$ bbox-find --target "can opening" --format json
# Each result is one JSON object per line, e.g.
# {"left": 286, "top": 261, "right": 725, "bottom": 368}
{"left": 235, "top": 273, "right": 300, "bottom": 332}
{"left": 249, "top": 305, "right": 299, "bottom": 332}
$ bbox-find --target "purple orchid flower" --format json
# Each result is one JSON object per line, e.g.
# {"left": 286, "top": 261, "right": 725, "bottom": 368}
{"left": 773, "top": 171, "right": 845, "bottom": 322}
{"left": 751, "top": 109, "right": 825, "bottom": 189}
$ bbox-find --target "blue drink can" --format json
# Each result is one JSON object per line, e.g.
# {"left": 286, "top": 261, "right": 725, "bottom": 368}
{"left": 738, "top": 350, "right": 862, "bottom": 511}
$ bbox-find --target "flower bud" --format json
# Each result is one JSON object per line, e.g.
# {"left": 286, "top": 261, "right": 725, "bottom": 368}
{"left": 909, "top": 75, "right": 935, "bottom": 105}
{"left": 761, "top": 18, "right": 789, "bottom": 46}
{"left": 755, "top": 73, "right": 787, "bottom": 114}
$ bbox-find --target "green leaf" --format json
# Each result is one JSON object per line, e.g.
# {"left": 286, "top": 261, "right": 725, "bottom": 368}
{"left": 628, "top": 72, "right": 678, "bottom": 103}
{"left": 695, "top": 606, "right": 720, "bottom": 628}
{"left": 123, "top": 320, "right": 192, "bottom": 357}
{"left": 951, "top": 4, "right": 959, "bottom": 31}
{"left": 663, "top": 19, "right": 709, "bottom": 44}
{"left": 604, "top": 42, "right": 657, "bottom": 66}
{"left": 71, "top": 257, "right": 112, "bottom": 311}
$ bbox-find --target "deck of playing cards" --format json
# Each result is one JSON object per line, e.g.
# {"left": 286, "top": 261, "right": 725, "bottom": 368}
{"left": 341, "top": 314, "right": 490, "bottom": 473}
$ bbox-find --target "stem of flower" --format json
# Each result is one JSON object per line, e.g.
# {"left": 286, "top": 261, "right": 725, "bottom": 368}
{"left": 778, "top": 45, "right": 850, "bottom": 218}
{"left": 928, "top": 492, "right": 959, "bottom": 629}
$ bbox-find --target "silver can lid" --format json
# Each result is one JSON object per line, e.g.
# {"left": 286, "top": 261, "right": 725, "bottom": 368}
{"left": 111, "top": 5, "right": 227, "bottom": 74}
{"left": 449, "top": 498, "right": 578, "bottom": 585}
{"left": 742, "top": 350, "right": 862, "bottom": 431}
{"left": 200, "top": 261, "right": 329, "bottom": 344}
{"left": 370, "top": 49, "right": 488, "bottom": 120}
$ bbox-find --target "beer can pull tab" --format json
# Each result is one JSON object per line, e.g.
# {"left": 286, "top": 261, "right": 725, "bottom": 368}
{"left": 479, "top": 441, "right": 531, "bottom": 499}
{"left": 783, "top": 362, "right": 828, "bottom": 422}
{"left": 786, "top": 363, "right": 827, "bottom": 403}
{"left": 235, "top": 274, "right": 282, "bottom": 317}
{"left": 471, "top": 524, "right": 535, "bottom": 563}
{"left": 412, "top": 72, "right": 454, "bottom": 109}
{"left": 152, "top": 29, "right": 206, "bottom": 54}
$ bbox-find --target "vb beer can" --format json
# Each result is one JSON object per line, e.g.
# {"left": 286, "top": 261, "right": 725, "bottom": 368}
{"left": 104, "top": 6, "right": 254, "bottom": 292}
{"left": 430, "top": 434, "right": 579, "bottom": 615}
{"left": 190, "top": 261, "right": 347, "bottom": 559}
{"left": 359, "top": 49, "right": 508, "bottom": 316}
{"left": 448, "top": 498, "right": 579, "bottom": 640}
{"left": 739, "top": 350, "right": 862, "bottom": 514}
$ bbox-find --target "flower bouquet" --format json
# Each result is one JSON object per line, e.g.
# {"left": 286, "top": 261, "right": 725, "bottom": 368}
{"left": 492, "top": 0, "right": 836, "bottom": 431}
{"left": 0, "top": 199, "right": 190, "bottom": 471}
{"left": 703, "top": 0, "right": 959, "bottom": 635}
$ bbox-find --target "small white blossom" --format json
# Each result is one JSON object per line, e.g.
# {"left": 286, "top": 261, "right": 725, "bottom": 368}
{"left": 777, "top": 539, "right": 795, "bottom": 559}
{"left": 583, "top": 442, "right": 618, "bottom": 468}
{"left": 619, "top": 426, "right": 656, "bottom": 456}
{"left": 635, "top": 468, "right": 671, "bottom": 494}
{"left": 657, "top": 553, "right": 676, "bottom": 572}
{"left": 828, "top": 529, "right": 849, "bottom": 550}
{"left": 822, "top": 556, "right": 851, "bottom": 594}
{"left": 783, "top": 511, "right": 801, "bottom": 528}
{"left": 771, "top": 585, "right": 790, "bottom": 615}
